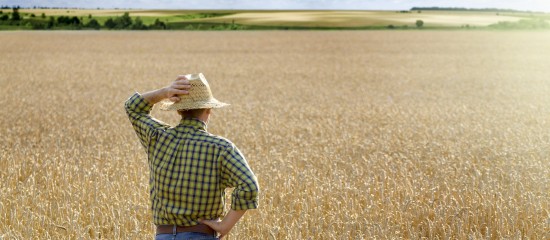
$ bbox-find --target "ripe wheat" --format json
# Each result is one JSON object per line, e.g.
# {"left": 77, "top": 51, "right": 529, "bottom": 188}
{"left": 0, "top": 31, "right": 549, "bottom": 239}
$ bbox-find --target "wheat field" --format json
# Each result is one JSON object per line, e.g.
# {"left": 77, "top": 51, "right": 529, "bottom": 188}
{"left": 0, "top": 31, "right": 549, "bottom": 239}
{"left": 206, "top": 11, "right": 522, "bottom": 27}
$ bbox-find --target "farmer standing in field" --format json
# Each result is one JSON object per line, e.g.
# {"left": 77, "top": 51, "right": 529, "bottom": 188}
{"left": 124, "top": 73, "right": 259, "bottom": 240}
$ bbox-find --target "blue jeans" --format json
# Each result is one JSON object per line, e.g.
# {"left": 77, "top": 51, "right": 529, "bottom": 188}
{"left": 155, "top": 232, "right": 219, "bottom": 240}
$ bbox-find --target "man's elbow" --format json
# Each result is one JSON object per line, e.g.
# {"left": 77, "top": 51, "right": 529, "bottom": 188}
{"left": 232, "top": 179, "right": 260, "bottom": 210}
{"left": 124, "top": 100, "right": 133, "bottom": 116}
{"left": 245, "top": 175, "right": 260, "bottom": 199}
{"left": 250, "top": 179, "right": 260, "bottom": 198}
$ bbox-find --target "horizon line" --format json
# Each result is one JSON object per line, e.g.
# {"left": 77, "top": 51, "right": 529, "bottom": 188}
{"left": 8, "top": 6, "right": 548, "bottom": 13}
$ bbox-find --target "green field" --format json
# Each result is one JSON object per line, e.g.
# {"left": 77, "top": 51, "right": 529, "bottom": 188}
{"left": 6, "top": 8, "right": 550, "bottom": 30}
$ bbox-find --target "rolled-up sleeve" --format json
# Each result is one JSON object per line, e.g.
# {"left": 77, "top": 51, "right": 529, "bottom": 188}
{"left": 124, "top": 93, "right": 170, "bottom": 149}
{"left": 221, "top": 146, "right": 260, "bottom": 210}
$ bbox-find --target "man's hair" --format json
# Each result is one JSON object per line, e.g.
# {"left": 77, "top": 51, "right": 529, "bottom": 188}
{"left": 177, "top": 108, "right": 208, "bottom": 118}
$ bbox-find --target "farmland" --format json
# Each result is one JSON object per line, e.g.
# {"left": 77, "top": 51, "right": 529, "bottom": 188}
{"left": 0, "top": 31, "right": 549, "bottom": 239}
{"left": 4, "top": 8, "right": 550, "bottom": 29}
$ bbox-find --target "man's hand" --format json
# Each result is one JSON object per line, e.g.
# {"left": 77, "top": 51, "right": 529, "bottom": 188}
{"left": 166, "top": 75, "right": 192, "bottom": 102}
{"left": 200, "top": 210, "right": 247, "bottom": 239}
{"left": 141, "top": 75, "right": 191, "bottom": 105}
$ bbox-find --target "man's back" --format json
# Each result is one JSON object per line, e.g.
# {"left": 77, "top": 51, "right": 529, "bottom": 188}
{"left": 146, "top": 118, "right": 257, "bottom": 226}
{"left": 124, "top": 74, "right": 259, "bottom": 238}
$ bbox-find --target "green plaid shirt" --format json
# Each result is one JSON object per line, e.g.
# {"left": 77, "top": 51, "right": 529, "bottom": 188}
{"left": 125, "top": 93, "right": 259, "bottom": 226}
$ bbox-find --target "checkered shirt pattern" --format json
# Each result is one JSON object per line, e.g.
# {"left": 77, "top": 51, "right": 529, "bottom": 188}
{"left": 125, "top": 93, "right": 259, "bottom": 226}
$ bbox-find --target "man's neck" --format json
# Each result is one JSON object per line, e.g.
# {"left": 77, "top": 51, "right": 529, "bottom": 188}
{"left": 197, "top": 115, "right": 209, "bottom": 124}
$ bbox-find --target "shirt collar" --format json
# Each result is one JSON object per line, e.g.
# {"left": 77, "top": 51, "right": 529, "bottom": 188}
{"left": 179, "top": 118, "right": 207, "bottom": 131}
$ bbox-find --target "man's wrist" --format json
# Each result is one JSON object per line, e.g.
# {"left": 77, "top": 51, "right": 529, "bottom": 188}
{"left": 160, "top": 87, "right": 171, "bottom": 100}
{"left": 221, "top": 210, "right": 247, "bottom": 231}
{"left": 141, "top": 87, "right": 169, "bottom": 105}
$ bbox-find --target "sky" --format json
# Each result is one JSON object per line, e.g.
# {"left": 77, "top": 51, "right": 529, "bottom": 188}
{"left": 2, "top": 0, "right": 550, "bottom": 12}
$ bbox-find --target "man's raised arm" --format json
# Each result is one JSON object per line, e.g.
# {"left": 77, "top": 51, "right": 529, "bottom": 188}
{"left": 141, "top": 75, "right": 191, "bottom": 105}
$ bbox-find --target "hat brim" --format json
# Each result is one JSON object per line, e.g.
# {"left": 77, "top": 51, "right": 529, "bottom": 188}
{"left": 159, "top": 98, "right": 229, "bottom": 111}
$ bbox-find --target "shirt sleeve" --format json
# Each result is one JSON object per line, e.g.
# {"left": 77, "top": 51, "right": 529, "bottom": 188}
{"left": 221, "top": 146, "right": 260, "bottom": 210}
{"left": 124, "top": 93, "right": 171, "bottom": 150}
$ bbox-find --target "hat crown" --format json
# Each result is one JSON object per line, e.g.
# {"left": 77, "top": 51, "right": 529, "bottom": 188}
{"left": 184, "top": 73, "right": 214, "bottom": 102}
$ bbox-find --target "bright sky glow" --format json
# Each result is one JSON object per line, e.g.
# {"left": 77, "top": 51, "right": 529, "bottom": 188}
{"left": 2, "top": 0, "right": 549, "bottom": 12}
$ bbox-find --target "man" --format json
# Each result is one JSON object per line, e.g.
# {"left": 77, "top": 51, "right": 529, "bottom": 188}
{"left": 124, "top": 73, "right": 259, "bottom": 240}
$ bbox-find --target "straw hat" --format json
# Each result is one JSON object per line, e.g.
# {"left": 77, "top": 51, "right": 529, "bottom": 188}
{"left": 159, "top": 73, "right": 229, "bottom": 111}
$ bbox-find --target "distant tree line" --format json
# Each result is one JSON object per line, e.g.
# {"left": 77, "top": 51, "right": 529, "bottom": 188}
{"left": 0, "top": 9, "right": 244, "bottom": 30}
{"left": 489, "top": 18, "right": 550, "bottom": 29}
{"left": 1, "top": 5, "right": 114, "bottom": 10}
{"left": 102, "top": 12, "right": 166, "bottom": 30}
{"left": 0, "top": 9, "right": 167, "bottom": 30}
{"left": 1, "top": 5, "right": 20, "bottom": 9}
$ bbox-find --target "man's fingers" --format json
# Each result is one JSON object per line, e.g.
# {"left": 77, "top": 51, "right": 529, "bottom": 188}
{"left": 173, "top": 83, "right": 191, "bottom": 90}
{"left": 171, "top": 89, "right": 189, "bottom": 95}
{"left": 200, "top": 219, "right": 215, "bottom": 227}
{"left": 175, "top": 75, "right": 188, "bottom": 80}
{"left": 172, "top": 79, "right": 191, "bottom": 89}
{"left": 200, "top": 220, "right": 219, "bottom": 234}
{"left": 200, "top": 219, "right": 220, "bottom": 231}
{"left": 169, "top": 76, "right": 191, "bottom": 98}
{"left": 169, "top": 96, "right": 180, "bottom": 102}
{"left": 200, "top": 219, "right": 225, "bottom": 238}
